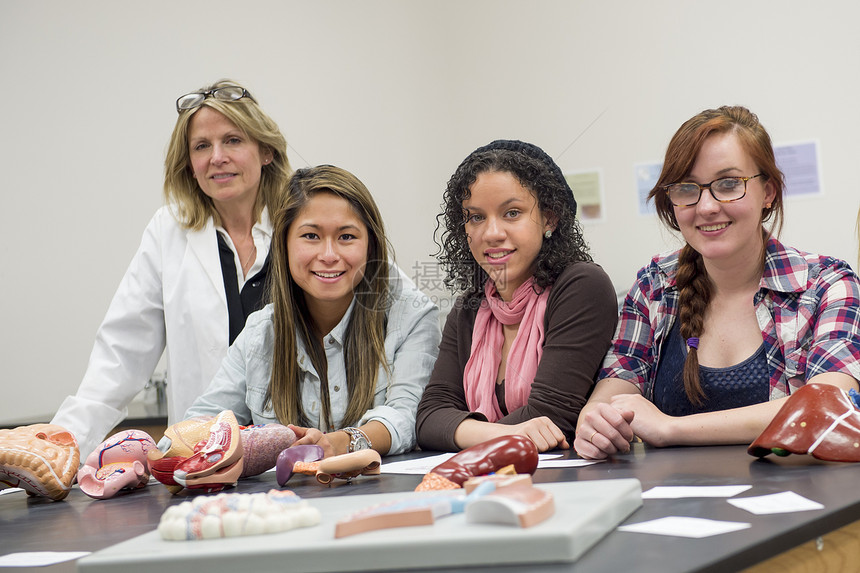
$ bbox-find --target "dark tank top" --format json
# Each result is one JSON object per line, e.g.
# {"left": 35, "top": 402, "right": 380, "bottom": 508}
{"left": 653, "top": 319, "right": 769, "bottom": 416}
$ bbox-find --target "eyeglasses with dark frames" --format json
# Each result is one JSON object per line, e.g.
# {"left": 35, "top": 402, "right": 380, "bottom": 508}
{"left": 175, "top": 86, "right": 254, "bottom": 113}
{"left": 664, "top": 174, "right": 764, "bottom": 207}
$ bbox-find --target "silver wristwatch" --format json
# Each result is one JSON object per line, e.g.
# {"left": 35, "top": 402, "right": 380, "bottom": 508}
{"left": 341, "top": 427, "right": 372, "bottom": 453}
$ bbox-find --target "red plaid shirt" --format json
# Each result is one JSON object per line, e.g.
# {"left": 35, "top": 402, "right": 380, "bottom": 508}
{"left": 600, "top": 236, "right": 860, "bottom": 401}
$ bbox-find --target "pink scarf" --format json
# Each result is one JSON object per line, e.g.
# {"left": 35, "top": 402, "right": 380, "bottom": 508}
{"left": 463, "top": 278, "right": 551, "bottom": 422}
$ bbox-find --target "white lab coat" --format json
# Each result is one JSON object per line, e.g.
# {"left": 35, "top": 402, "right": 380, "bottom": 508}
{"left": 52, "top": 205, "right": 270, "bottom": 460}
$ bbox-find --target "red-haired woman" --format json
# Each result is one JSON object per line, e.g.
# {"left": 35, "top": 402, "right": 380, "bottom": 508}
{"left": 576, "top": 106, "right": 860, "bottom": 460}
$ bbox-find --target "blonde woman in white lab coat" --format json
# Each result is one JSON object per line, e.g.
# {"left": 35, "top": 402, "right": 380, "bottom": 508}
{"left": 52, "top": 80, "right": 292, "bottom": 460}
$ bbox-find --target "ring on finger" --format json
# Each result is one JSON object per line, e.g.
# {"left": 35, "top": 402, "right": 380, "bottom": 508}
{"left": 589, "top": 431, "right": 598, "bottom": 443}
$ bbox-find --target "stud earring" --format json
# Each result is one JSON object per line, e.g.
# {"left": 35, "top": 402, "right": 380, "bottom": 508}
{"left": 765, "top": 202, "right": 772, "bottom": 209}
{"left": 544, "top": 230, "right": 552, "bottom": 239}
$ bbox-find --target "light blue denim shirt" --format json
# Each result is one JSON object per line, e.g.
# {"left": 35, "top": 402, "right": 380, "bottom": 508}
{"left": 184, "top": 263, "right": 441, "bottom": 455}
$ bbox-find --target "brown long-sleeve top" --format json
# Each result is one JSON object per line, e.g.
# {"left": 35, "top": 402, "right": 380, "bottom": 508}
{"left": 416, "top": 262, "right": 618, "bottom": 451}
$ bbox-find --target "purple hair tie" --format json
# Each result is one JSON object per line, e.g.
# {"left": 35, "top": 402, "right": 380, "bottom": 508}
{"left": 686, "top": 337, "right": 700, "bottom": 350}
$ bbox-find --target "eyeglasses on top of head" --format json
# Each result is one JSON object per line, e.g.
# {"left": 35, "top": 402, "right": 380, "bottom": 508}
{"left": 175, "top": 86, "right": 254, "bottom": 113}
{"left": 664, "top": 173, "right": 764, "bottom": 207}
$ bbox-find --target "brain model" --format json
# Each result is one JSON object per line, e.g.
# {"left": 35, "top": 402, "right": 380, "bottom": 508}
{"left": 0, "top": 424, "right": 80, "bottom": 501}
{"left": 158, "top": 489, "right": 321, "bottom": 540}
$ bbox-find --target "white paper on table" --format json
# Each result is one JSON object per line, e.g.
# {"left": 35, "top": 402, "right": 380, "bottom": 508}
{"left": 538, "top": 458, "right": 602, "bottom": 469}
{"left": 380, "top": 453, "right": 566, "bottom": 475}
{"left": 642, "top": 485, "right": 752, "bottom": 499}
{"left": 618, "top": 516, "right": 751, "bottom": 538}
{"left": 0, "top": 551, "right": 91, "bottom": 567}
{"left": 0, "top": 488, "right": 24, "bottom": 497}
{"left": 380, "top": 453, "right": 456, "bottom": 474}
{"left": 727, "top": 491, "right": 824, "bottom": 515}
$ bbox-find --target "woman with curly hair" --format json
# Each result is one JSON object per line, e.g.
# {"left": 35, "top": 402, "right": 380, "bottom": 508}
{"left": 576, "top": 106, "right": 860, "bottom": 460}
{"left": 415, "top": 140, "right": 618, "bottom": 452}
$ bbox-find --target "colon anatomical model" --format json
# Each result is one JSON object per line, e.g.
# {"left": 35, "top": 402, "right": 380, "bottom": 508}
{"left": 0, "top": 423, "right": 79, "bottom": 501}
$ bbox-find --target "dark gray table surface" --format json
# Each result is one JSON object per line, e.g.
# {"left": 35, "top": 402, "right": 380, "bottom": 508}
{"left": 2, "top": 443, "right": 859, "bottom": 572}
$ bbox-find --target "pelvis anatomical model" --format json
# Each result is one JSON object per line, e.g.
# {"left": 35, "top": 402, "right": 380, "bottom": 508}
{"left": 149, "top": 410, "right": 243, "bottom": 493}
{"left": 78, "top": 430, "right": 157, "bottom": 499}
{"left": 149, "top": 412, "right": 297, "bottom": 493}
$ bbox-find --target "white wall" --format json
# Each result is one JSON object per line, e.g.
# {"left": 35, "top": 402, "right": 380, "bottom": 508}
{"left": 3, "top": 0, "right": 859, "bottom": 425}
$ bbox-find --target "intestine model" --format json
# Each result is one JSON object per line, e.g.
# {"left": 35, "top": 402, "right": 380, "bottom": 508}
{"left": 158, "top": 489, "right": 321, "bottom": 541}
{"left": 415, "top": 435, "right": 539, "bottom": 491}
{"left": 77, "top": 430, "right": 157, "bottom": 499}
{"left": 0, "top": 424, "right": 79, "bottom": 501}
{"left": 749, "top": 383, "right": 860, "bottom": 462}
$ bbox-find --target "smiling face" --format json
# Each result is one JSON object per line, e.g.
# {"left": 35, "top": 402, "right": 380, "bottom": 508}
{"left": 187, "top": 106, "right": 272, "bottom": 214}
{"left": 463, "top": 170, "right": 553, "bottom": 301}
{"left": 287, "top": 192, "right": 369, "bottom": 323}
{"left": 673, "top": 131, "right": 776, "bottom": 268}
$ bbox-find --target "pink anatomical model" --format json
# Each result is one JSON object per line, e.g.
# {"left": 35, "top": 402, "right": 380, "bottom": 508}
{"left": 172, "top": 410, "right": 243, "bottom": 489}
{"left": 150, "top": 415, "right": 297, "bottom": 494}
{"left": 149, "top": 416, "right": 218, "bottom": 494}
{"left": 77, "top": 430, "right": 157, "bottom": 500}
{"left": 335, "top": 478, "right": 535, "bottom": 538}
{"left": 465, "top": 484, "right": 555, "bottom": 528}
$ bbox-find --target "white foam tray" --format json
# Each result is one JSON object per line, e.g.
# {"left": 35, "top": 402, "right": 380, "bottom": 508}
{"left": 78, "top": 479, "right": 642, "bottom": 572}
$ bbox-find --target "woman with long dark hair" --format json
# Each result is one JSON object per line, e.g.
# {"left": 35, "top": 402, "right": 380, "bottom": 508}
{"left": 185, "top": 165, "right": 440, "bottom": 457}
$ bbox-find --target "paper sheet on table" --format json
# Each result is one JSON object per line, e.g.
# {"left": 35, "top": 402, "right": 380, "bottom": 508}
{"left": 618, "top": 516, "right": 750, "bottom": 538}
{"left": 0, "top": 488, "right": 24, "bottom": 496}
{"left": 642, "top": 485, "right": 751, "bottom": 499}
{"left": 727, "top": 491, "right": 824, "bottom": 515}
{"left": 380, "top": 453, "right": 569, "bottom": 475}
{"left": 537, "top": 458, "right": 602, "bottom": 469}
{"left": 0, "top": 551, "right": 91, "bottom": 567}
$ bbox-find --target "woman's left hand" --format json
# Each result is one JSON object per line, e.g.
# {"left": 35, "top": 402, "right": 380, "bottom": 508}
{"left": 609, "top": 394, "right": 674, "bottom": 447}
{"left": 288, "top": 425, "right": 341, "bottom": 457}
